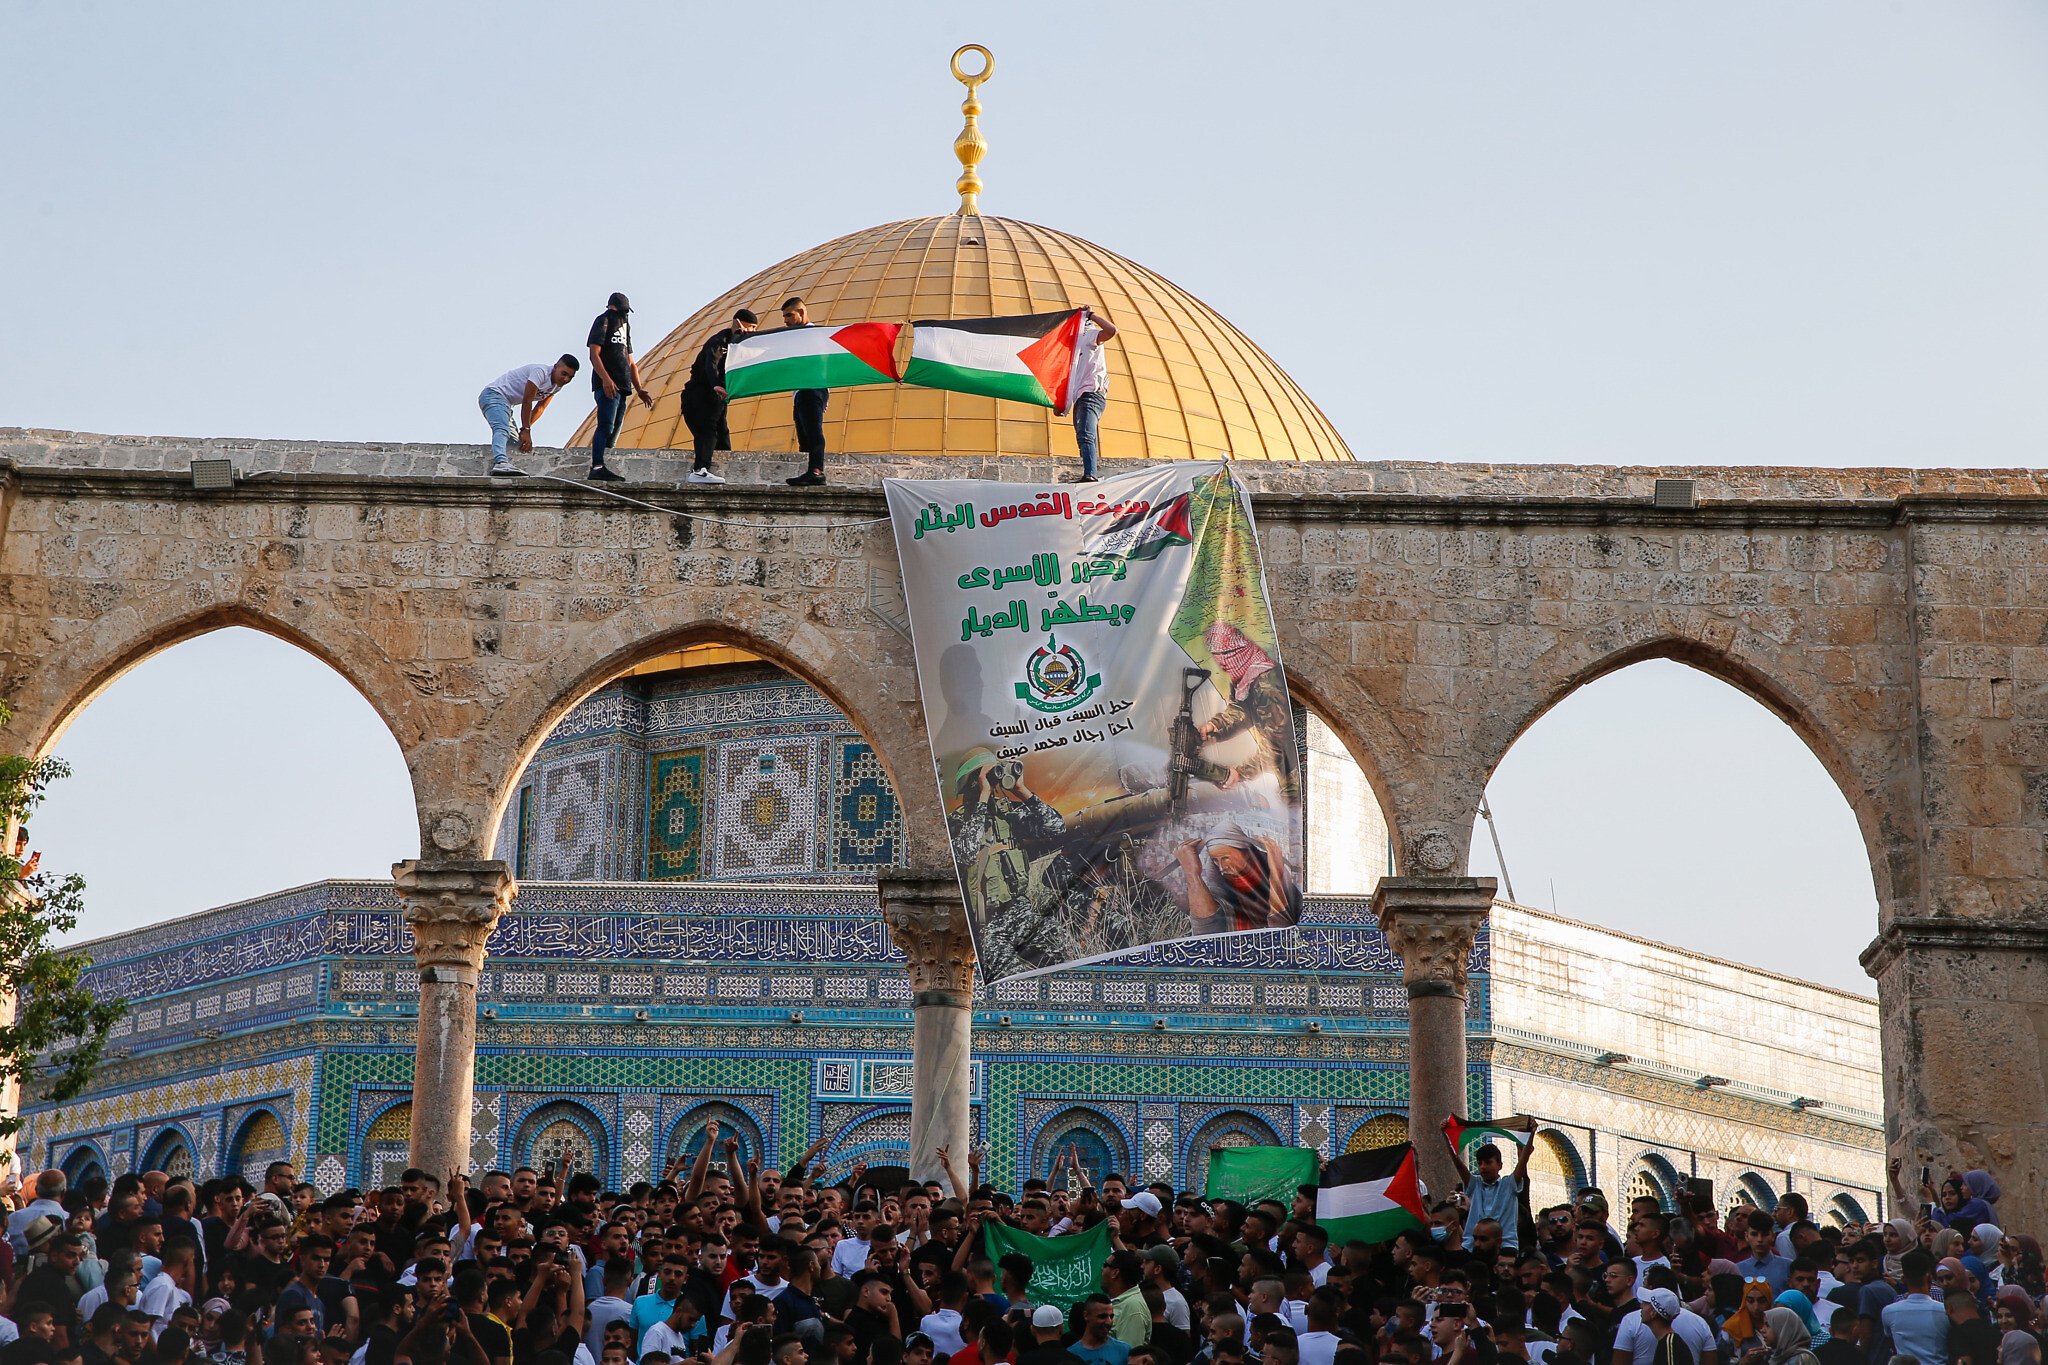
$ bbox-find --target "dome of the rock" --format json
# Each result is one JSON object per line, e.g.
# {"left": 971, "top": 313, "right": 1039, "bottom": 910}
{"left": 574, "top": 213, "right": 1353, "bottom": 463}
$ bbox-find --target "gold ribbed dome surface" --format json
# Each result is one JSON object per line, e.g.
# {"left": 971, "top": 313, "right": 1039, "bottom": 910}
{"left": 577, "top": 214, "right": 1352, "bottom": 463}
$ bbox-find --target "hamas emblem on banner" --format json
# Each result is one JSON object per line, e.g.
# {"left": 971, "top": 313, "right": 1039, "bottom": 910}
{"left": 1015, "top": 637, "right": 1101, "bottom": 713}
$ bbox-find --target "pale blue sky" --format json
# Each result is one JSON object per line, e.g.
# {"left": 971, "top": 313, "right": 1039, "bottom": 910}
{"left": 10, "top": 1, "right": 2046, "bottom": 991}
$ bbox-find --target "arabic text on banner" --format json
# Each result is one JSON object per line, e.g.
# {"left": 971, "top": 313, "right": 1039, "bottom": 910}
{"left": 882, "top": 464, "right": 1304, "bottom": 981}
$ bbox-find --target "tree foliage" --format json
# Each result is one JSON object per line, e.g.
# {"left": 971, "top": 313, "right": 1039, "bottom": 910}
{"left": 0, "top": 702, "right": 124, "bottom": 1146}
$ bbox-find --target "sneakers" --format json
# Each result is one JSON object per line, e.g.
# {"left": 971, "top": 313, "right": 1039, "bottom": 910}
{"left": 588, "top": 465, "right": 626, "bottom": 483}
{"left": 489, "top": 461, "right": 525, "bottom": 478}
{"left": 687, "top": 468, "right": 727, "bottom": 485}
{"left": 786, "top": 470, "right": 827, "bottom": 487}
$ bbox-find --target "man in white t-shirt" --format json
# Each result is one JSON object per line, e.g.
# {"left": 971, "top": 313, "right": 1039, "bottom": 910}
{"left": 479, "top": 355, "right": 579, "bottom": 477}
{"left": 1612, "top": 1283, "right": 1720, "bottom": 1365}
{"left": 1060, "top": 307, "right": 1119, "bottom": 483}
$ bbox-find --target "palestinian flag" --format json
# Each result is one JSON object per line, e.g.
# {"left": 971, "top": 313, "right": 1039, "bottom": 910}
{"left": 905, "top": 310, "right": 1083, "bottom": 408}
{"left": 1442, "top": 1114, "right": 1535, "bottom": 1163}
{"left": 723, "top": 322, "right": 903, "bottom": 399}
{"left": 1316, "top": 1144, "right": 1428, "bottom": 1246}
{"left": 1088, "top": 492, "right": 1193, "bottom": 563}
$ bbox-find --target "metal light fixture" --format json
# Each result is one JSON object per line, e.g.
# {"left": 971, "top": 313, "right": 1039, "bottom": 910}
{"left": 1594, "top": 1051, "right": 1630, "bottom": 1065}
{"left": 190, "top": 458, "right": 237, "bottom": 491}
{"left": 1790, "top": 1097, "right": 1823, "bottom": 1111}
{"left": 1651, "top": 478, "right": 1697, "bottom": 509}
{"left": 1151, "top": 1017, "right": 1167, "bottom": 1030}
{"left": 1695, "top": 1074, "right": 1730, "bottom": 1089}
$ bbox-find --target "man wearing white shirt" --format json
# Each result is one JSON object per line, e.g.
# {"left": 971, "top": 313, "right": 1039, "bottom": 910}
{"left": 640, "top": 1300, "right": 704, "bottom": 1359}
{"left": 585, "top": 1261, "right": 637, "bottom": 1360}
{"left": 478, "top": 356, "right": 579, "bottom": 477}
{"left": 830, "top": 1205, "right": 878, "bottom": 1278}
{"left": 1295, "top": 1295, "right": 1342, "bottom": 1365}
{"left": 1060, "top": 307, "right": 1120, "bottom": 483}
{"left": 1612, "top": 1281, "right": 1720, "bottom": 1365}
{"left": 1292, "top": 1226, "right": 1332, "bottom": 1288}
{"left": 1140, "top": 1246, "right": 1190, "bottom": 1332}
{"left": 138, "top": 1240, "right": 198, "bottom": 1329}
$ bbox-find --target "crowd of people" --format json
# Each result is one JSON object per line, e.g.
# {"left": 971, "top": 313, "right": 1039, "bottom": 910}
{"left": 476, "top": 292, "right": 1116, "bottom": 487}
{"left": 0, "top": 1125, "right": 2039, "bottom": 1365}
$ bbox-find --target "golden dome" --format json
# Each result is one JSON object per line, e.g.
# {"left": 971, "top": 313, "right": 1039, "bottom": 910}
{"left": 576, "top": 213, "right": 1353, "bottom": 463}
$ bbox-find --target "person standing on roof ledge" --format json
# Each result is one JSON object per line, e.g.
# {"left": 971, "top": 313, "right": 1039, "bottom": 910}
{"left": 782, "top": 296, "right": 830, "bottom": 487}
{"left": 1062, "top": 306, "right": 1118, "bottom": 483}
{"left": 681, "top": 308, "right": 758, "bottom": 485}
{"left": 587, "top": 290, "right": 652, "bottom": 483}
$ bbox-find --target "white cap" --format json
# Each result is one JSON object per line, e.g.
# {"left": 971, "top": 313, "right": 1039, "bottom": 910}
{"left": 1033, "top": 1305, "right": 1067, "bottom": 1329}
{"left": 1126, "top": 1191, "right": 1163, "bottom": 1216}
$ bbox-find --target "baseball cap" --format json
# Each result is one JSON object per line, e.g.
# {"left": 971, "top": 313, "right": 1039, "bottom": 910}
{"left": 904, "top": 1335, "right": 934, "bottom": 1352}
{"left": 608, "top": 292, "right": 632, "bottom": 313}
{"left": 1578, "top": 1192, "right": 1609, "bottom": 1214}
{"left": 1126, "top": 1191, "right": 1163, "bottom": 1217}
{"left": 1032, "top": 1305, "right": 1066, "bottom": 1329}
{"left": 1141, "top": 1243, "right": 1181, "bottom": 1270}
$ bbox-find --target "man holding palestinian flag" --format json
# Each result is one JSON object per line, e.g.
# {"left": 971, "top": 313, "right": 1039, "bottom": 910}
{"left": 906, "top": 306, "right": 1119, "bottom": 481}
{"left": 1442, "top": 1113, "right": 1535, "bottom": 1250}
{"left": 719, "top": 300, "right": 904, "bottom": 487}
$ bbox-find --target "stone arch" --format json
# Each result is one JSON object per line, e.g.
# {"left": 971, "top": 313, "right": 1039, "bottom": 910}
{"left": 60, "top": 1140, "right": 108, "bottom": 1187}
{"left": 1028, "top": 1106, "right": 1131, "bottom": 1183}
{"left": 141, "top": 1125, "right": 196, "bottom": 1181}
{"left": 1472, "top": 633, "right": 1910, "bottom": 916}
{"left": 512, "top": 1100, "right": 608, "bottom": 1178}
{"left": 1527, "top": 1129, "right": 1588, "bottom": 1212}
{"left": 359, "top": 1100, "right": 413, "bottom": 1190}
{"left": 1345, "top": 1113, "right": 1410, "bottom": 1153}
{"left": 1278, "top": 634, "right": 1427, "bottom": 874}
{"left": 1731, "top": 1172, "right": 1780, "bottom": 1211}
{"left": 1184, "top": 1110, "right": 1284, "bottom": 1192}
{"left": 228, "top": 1106, "right": 292, "bottom": 1185}
{"left": 484, "top": 609, "right": 941, "bottom": 868}
{"left": 666, "top": 1102, "right": 767, "bottom": 1177}
{"left": 1628, "top": 1152, "right": 1684, "bottom": 1214}
{"left": 827, "top": 1107, "right": 910, "bottom": 1168}
{"left": 1822, "top": 1192, "right": 1870, "bottom": 1227}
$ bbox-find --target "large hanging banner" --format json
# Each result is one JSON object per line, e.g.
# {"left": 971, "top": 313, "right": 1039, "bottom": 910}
{"left": 883, "top": 463, "right": 1303, "bottom": 982}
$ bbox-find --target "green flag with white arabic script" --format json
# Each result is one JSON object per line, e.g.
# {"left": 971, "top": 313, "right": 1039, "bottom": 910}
{"left": 980, "top": 1218, "right": 1110, "bottom": 1311}
{"left": 1204, "top": 1145, "right": 1322, "bottom": 1207}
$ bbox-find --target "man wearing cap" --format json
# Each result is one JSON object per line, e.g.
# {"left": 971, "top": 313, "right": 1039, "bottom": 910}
{"left": 680, "top": 309, "right": 760, "bottom": 485}
{"left": 1116, "top": 1192, "right": 1165, "bottom": 1249}
{"left": 1019, "top": 1304, "right": 1082, "bottom": 1365}
{"left": 1613, "top": 1272, "right": 1718, "bottom": 1365}
{"left": 1135, "top": 1245, "right": 1188, "bottom": 1332}
{"left": 587, "top": 291, "right": 653, "bottom": 484}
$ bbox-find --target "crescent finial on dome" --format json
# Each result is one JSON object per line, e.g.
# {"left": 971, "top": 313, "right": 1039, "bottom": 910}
{"left": 951, "top": 44, "right": 993, "bottom": 216}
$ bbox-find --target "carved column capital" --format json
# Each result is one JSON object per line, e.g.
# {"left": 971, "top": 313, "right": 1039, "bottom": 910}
{"left": 878, "top": 871, "right": 977, "bottom": 1005}
{"left": 393, "top": 859, "right": 517, "bottom": 974}
{"left": 1372, "top": 876, "right": 1495, "bottom": 998}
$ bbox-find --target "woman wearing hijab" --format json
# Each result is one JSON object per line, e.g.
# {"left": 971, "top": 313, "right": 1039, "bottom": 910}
{"left": 1883, "top": 1221, "right": 1919, "bottom": 1283}
{"left": 1750, "top": 1306, "right": 1819, "bottom": 1365}
{"left": 1773, "top": 1292, "right": 1823, "bottom": 1346}
{"left": 2002, "top": 1236, "right": 2046, "bottom": 1298}
{"left": 1924, "top": 1173, "right": 1996, "bottom": 1231}
{"left": 1721, "top": 1281, "right": 1776, "bottom": 1360}
{"left": 1991, "top": 1288, "right": 2042, "bottom": 1365}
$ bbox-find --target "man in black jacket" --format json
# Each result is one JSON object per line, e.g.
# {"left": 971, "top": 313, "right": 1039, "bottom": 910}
{"left": 587, "top": 291, "right": 652, "bottom": 483}
{"left": 681, "top": 309, "right": 759, "bottom": 485}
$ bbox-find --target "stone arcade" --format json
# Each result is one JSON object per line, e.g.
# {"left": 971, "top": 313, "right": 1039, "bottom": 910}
{"left": 5, "top": 431, "right": 2045, "bottom": 1224}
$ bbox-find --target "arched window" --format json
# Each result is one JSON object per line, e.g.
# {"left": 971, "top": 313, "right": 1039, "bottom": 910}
{"left": 1527, "top": 1130, "right": 1588, "bottom": 1213}
{"left": 1029, "top": 1108, "right": 1130, "bottom": 1185}
{"left": 228, "top": 1109, "right": 291, "bottom": 1187}
{"left": 514, "top": 1101, "right": 608, "bottom": 1179}
{"left": 1734, "top": 1173, "right": 1780, "bottom": 1212}
{"left": 61, "top": 1143, "right": 107, "bottom": 1188}
{"left": 666, "top": 1103, "right": 766, "bottom": 1178}
{"left": 1346, "top": 1114, "right": 1410, "bottom": 1153}
{"left": 360, "top": 1103, "right": 413, "bottom": 1191}
{"left": 1185, "top": 1110, "right": 1284, "bottom": 1193}
{"left": 142, "top": 1128, "right": 194, "bottom": 1181}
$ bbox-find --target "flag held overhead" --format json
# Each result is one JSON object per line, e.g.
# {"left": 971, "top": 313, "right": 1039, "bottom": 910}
{"left": 723, "top": 321, "right": 904, "bottom": 399}
{"left": 1316, "top": 1143, "right": 1428, "bottom": 1246}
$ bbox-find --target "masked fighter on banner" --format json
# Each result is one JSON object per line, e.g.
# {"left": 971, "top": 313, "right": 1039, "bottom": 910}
{"left": 1196, "top": 622, "right": 1292, "bottom": 789}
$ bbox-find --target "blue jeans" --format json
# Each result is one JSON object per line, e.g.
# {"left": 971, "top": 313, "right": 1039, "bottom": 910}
{"left": 1072, "top": 389, "right": 1106, "bottom": 477}
{"left": 590, "top": 384, "right": 629, "bottom": 467}
{"left": 478, "top": 388, "right": 518, "bottom": 462}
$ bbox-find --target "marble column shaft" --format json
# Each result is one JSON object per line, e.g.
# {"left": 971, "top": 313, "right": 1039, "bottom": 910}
{"left": 879, "top": 872, "right": 977, "bottom": 1186}
{"left": 1373, "top": 876, "right": 1494, "bottom": 1205}
{"left": 394, "top": 859, "right": 516, "bottom": 1182}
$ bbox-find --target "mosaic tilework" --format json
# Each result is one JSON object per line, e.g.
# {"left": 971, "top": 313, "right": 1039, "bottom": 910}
{"left": 539, "top": 755, "right": 610, "bottom": 880}
{"left": 829, "top": 740, "right": 903, "bottom": 869}
{"left": 716, "top": 738, "right": 818, "bottom": 877}
{"left": 26, "top": 1055, "right": 314, "bottom": 1187}
{"left": 646, "top": 749, "right": 707, "bottom": 880}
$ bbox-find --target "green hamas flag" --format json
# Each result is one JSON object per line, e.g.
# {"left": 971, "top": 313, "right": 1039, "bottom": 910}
{"left": 1205, "top": 1146, "right": 1322, "bottom": 1206}
{"left": 981, "top": 1218, "right": 1110, "bottom": 1310}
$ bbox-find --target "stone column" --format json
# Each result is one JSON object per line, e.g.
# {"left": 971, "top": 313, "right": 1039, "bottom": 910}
{"left": 394, "top": 859, "right": 516, "bottom": 1181}
{"left": 1372, "top": 876, "right": 1494, "bottom": 1204}
{"left": 1863, "top": 918, "right": 2048, "bottom": 1233}
{"left": 879, "top": 871, "right": 976, "bottom": 1186}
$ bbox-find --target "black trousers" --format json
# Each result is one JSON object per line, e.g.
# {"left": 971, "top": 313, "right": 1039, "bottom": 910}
{"left": 793, "top": 389, "right": 829, "bottom": 468}
{"left": 681, "top": 386, "right": 730, "bottom": 469}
